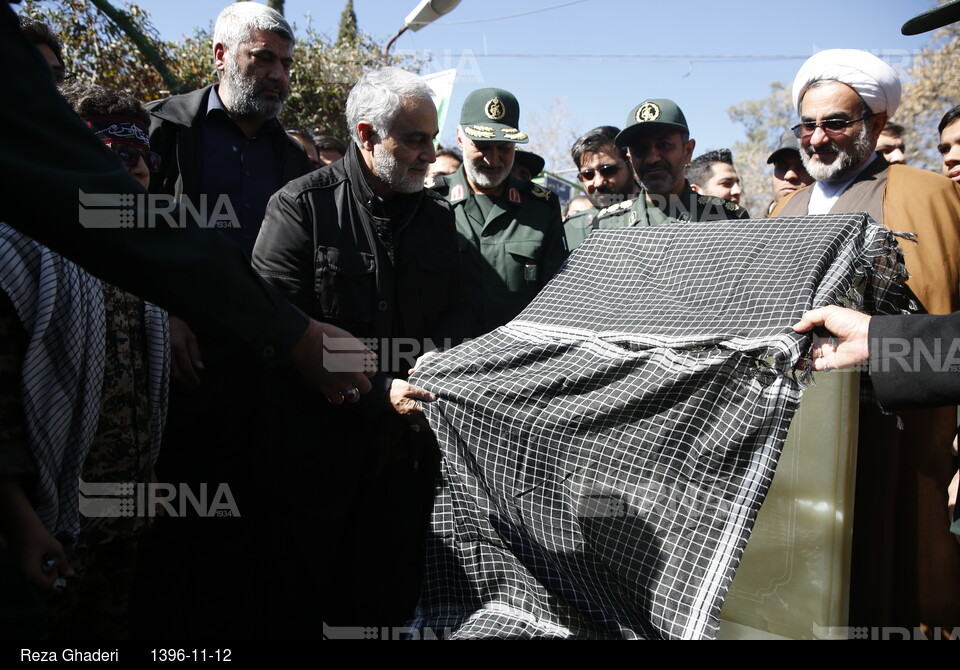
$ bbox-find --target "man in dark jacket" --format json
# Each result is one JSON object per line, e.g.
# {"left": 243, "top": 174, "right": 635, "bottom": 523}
{"left": 252, "top": 67, "right": 469, "bottom": 633}
{"left": 133, "top": 3, "right": 310, "bottom": 638}
{"left": 146, "top": 3, "right": 308, "bottom": 259}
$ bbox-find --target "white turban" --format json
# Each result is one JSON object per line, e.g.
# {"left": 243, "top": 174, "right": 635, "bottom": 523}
{"left": 792, "top": 49, "right": 902, "bottom": 117}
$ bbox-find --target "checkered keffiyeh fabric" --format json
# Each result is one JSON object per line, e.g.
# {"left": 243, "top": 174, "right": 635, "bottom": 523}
{"left": 409, "top": 214, "right": 909, "bottom": 640}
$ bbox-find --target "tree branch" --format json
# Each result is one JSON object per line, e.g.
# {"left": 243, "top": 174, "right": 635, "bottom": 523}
{"left": 89, "top": 0, "right": 183, "bottom": 94}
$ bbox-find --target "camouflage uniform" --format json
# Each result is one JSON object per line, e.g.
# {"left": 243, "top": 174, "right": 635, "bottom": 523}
{"left": 53, "top": 282, "right": 156, "bottom": 639}
{"left": 0, "top": 281, "right": 159, "bottom": 639}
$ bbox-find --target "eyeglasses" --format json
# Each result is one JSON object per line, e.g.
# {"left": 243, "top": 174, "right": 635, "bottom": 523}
{"left": 105, "top": 142, "right": 161, "bottom": 173}
{"left": 577, "top": 163, "right": 623, "bottom": 182}
{"left": 791, "top": 115, "right": 871, "bottom": 139}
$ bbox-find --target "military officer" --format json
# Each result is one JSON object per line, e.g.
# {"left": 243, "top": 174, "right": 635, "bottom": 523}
{"left": 429, "top": 88, "right": 567, "bottom": 337}
{"left": 595, "top": 98, "right": 748, "bottom": 231}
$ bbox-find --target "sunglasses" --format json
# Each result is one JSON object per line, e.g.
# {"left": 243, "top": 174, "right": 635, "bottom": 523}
{"left": 577, "top": 163, "right": 623, "bottom": 182}
{"left": 791, "top": 114, "right": 870, "bottom": 139}
{"left": 105, "top": 142, "right": 161, "bottom": 173}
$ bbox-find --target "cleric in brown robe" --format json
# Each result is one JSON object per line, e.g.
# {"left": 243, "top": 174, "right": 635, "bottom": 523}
{"left": 774, "top": 48, "right": 960, "bottom": 631}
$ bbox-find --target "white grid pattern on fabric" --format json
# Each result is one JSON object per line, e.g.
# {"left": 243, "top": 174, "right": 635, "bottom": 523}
{"left": 409, "top": 214, "right": 909, "bottom": 640}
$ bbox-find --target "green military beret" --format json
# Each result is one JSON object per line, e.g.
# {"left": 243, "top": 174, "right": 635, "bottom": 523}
{"left": 460, "top": 87, "right": 529, "bottom": 144}
{"left": 615, "top": 98, "right": 689, "bottom": 147}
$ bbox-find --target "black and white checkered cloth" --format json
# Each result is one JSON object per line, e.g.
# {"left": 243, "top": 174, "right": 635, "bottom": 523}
{"left": 409, "top": 214, "right": 909, "bottom": 640}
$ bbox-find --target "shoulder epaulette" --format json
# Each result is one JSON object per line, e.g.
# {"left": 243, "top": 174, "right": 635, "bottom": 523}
{"left": 529, "top": 183, "right": 552, "bottom": 201}
{"left": 596, "top": 198, "right": 635, "bottom": 219}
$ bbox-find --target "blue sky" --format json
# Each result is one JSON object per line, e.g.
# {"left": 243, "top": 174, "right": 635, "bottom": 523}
{"left": 32, "top": 0, "right": 941, "bottom": 162}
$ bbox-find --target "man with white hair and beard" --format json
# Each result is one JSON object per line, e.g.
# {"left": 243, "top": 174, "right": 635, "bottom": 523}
{"left": 429, "top": 88, "right": 567, "bottom": 337}
{"left": 774, "top": 49, "right": 960, "bottom": 632}
{"left": 252, "top": 67, "right": 469, "bottom": 632}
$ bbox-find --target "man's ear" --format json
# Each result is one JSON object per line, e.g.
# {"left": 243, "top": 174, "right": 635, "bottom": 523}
{"left": 690, "top": 183, "right": 703, "bottom": 194}
{"left": 456, "top": 127, "right": 465, "bottom": 152}
{"left": 213, "top": 42, "right": 228, "bottom": 76}
{"left": 357, "top": 121, "right": 378, "bottom": 152}
{"left": 683, "top": 138, "right": 696, "bottom": 164}
{"left": 868, "top": 112, "right": 889, "bottom": 144}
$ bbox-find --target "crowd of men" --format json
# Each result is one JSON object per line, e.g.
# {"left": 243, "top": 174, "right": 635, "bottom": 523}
{"left": 3, "top": 0, "right": 960, "bottom": 641}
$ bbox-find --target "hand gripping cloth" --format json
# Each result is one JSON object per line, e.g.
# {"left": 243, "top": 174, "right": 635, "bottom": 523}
{"left": 408, "top": 213, "right": 910, "bottom": 640}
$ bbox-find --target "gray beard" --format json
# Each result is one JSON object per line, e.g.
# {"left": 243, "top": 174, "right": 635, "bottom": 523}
{"left": 800, "top": 124, "right": 875, "bottom": 184}
{"left": 221, "top": 58, "right": 284, "bottom": 121}
{"left": 373, "top": 143, "right": 424, "bottom": 194}
{"left": 464, "top": 157, "right": 512, "bottom": 190}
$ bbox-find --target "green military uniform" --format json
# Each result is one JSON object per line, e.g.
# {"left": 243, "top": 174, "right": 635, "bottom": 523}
{"left": 567, "top": 183, "right": 746, "bottom": 252}
{"left": 607, "top": 98, "right": 748, "bottom": 231}
{"left": 430, "top": 167, "right": 567, "bottom": 336}
{"left": 641, "top": 180, "right": 748, "bottom": 223}
{"left": 436, "top": 87, "right": 568, "bottom": 336}
{"left": 563, "top": 206, "right": 598, "bottom": 251}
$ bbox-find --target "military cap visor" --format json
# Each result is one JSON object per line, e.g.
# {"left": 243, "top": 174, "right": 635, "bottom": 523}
{"left": 513, "top": 150, "right": 545, "bottom": 177}
{"left": 615, "top": 99, "right": 689, "bottom": 147}
{"left": 767, "top": 128, "right": 802, "bottom": 164}
{"left": 459, "top": 88, "right": 530, "bottom": 144}
{"left": 902, "top": 0, "right": 960, "bottom": 34}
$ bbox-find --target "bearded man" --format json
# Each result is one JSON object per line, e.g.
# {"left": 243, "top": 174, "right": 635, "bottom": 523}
{"left": 429, "top": 87, "right": 568, "bottom": 336}
{"left": 773, "top": 49, "right": 960, "bottom": 632}
{"left": 133, "top": 3, "right": 311, "bottom": 637}
{"left": 252, "top": 67, "right": 470, "bottom": 631}
{"left": 146, "top": 2, "right": 309, "bottom": 258}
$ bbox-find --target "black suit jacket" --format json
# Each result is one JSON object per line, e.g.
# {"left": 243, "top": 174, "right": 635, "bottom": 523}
{"left": 870, "top": 312, "right": 960, "bottom": 410}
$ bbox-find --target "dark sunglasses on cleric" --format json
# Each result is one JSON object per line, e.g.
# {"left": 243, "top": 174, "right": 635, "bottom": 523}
{"left": 578, "top": 163, "right": 623, "bottom": 182}
{"left": 105, "top": 142, "right": 161, "bottom": 173}
{"left": 791, "top": 115, "right": 870, "bottom": 139}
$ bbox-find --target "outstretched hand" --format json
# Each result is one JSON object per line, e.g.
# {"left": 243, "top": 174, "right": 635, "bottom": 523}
{"left": 290, "top": 319, "right": 377, "bottom": 404}
{"left": 792, "top": 305, "right": 871, "bottom": 371}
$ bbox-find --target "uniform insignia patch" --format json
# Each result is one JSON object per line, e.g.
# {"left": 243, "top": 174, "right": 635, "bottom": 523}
{"left": 530, "top": 184, "right": 550, "bottom": 200}
{"left": 509, "top": 187, "right": 521, "bottom": 204}
{"left": 424, "top": 176, "right": 436, "bottom": 189}
{"left": 629, "top": 210, "right": 638, "bottom": 225}
{"left": 485, "top": 98, "right": 506, "bottom": 121}
{"left": 524, "top": 264, "right": 538, "bottom": 281}
{"left": 464, "top": 125, "right": 496, "bottom": 139}
{"left": 618, "top": 200, "right": 632, "bottom": 210}
{"left": 502, "top": 128, "right": 529, "bottom": 142}
{"left": 451, "top": 184, "right": 465, "bottom": 201}
{"left": 637, "top": 101, "right": 661, "bottom": 122}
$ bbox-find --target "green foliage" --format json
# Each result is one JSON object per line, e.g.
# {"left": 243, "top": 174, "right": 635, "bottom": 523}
{"left": 22, "top": 0, "right": 172, "bottom": 96}
{"left": 19, "top": 0, "right": 422, "bottom": 139}
{"left": 336, "top": 0, "right": 358, "bottom": 47}
{"left": 283, "top": 19, "right": 423, "bottom": 138}
{"left": 899, "top": 21, "right": 960, "bottom": 170}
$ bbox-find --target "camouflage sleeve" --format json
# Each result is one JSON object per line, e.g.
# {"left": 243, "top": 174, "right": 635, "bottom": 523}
{"left": 0, "top": 293, "right": 35, "bottom": 477}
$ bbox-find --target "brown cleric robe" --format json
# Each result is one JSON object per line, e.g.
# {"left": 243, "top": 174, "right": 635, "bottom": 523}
{"left": 775, "top": 155, "right": 960, "bottom": 631}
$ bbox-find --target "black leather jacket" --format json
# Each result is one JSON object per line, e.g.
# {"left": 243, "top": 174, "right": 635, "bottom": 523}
{"left": 253, "top": 145, "right": 470, "bottom": 403}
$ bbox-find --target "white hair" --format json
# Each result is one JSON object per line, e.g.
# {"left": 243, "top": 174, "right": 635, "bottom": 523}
{"left": 345, "top": 67, "right": 435, "bottom": 146}
{"left": 213, "top": 2, "right": 293, "bottom": 52}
